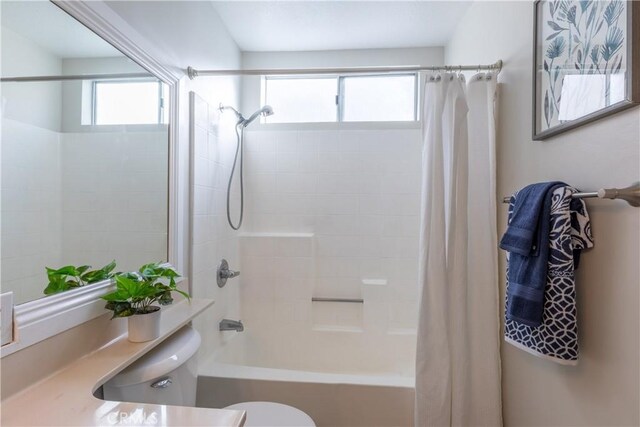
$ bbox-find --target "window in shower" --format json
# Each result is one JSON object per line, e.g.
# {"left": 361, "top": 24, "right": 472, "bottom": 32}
{"left": 262, "top": 76, "right": 338, "bottom": 123}
{"left": 341, "top": 74, "right": 417, "bottom": 122}
{"left": 262, "top": 72, "right": 418, "bottom": 123}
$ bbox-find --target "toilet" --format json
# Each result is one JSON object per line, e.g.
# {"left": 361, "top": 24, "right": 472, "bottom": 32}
{"left": 103, "top": 326, "right": 315, "bottom": 426}
{"left": 102, "top": 325, "right": 202, "bottom": 406}
{"left": 225, "top": 401, "right": 315, "bottom": 427}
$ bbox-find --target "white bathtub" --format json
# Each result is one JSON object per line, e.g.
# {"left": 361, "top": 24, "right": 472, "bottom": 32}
{"left": 196, "top": 331, "right": 416, "bottom": 427}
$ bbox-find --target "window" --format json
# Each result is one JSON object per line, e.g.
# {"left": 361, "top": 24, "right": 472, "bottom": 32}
{"left": 263, "top": 73, "right": 418, "bottom": 124}
{"left": 93, "top": 80, "right": 166, "bottom": 125}
{"left": 263, "top": 77, "right": 337, "bottom": 123}
{"left": 341, "top": 75, "right": 417, "bottom": 122}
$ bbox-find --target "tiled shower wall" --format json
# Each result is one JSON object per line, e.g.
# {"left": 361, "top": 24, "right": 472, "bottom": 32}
{"left": 1, "top": 119, "right": 62, "bottom": 303}
{"left": 238, "top": 128, "right": 423, "bottom": 374}
{"left": 0, "top": 119, "right": 167, "bottom": 304}
{"left": 190, "top": 93, "right": 242, "bottom": 359}
{"left": 60, "top": 130, "right": 168, "bottom": 272}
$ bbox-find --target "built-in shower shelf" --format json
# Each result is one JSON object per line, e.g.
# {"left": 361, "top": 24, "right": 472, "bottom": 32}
{"left": 312, "top": 325, "right": 364, "bottom": 333}
{"left": 362, "top": 279, "right": 387, "bottom": 286}
{"left": 388, "top": 328, "right": 417, "bottom": 336}
{"left": 239, "top": 232, "right": 314, "bottom": 238}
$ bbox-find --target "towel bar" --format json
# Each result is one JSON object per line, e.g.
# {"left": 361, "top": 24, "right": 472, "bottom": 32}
{"left": 502, "top": 182, "right": 640, "bottom": 207}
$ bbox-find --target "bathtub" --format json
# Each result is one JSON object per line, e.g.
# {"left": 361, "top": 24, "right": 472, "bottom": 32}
{"left": 196, "top": 329, "right": 416, "bottom": 427}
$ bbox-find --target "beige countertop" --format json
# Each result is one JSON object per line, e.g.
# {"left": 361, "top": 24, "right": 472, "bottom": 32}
{"left": 1, "top": 299, "right": 246, "bottom": 426}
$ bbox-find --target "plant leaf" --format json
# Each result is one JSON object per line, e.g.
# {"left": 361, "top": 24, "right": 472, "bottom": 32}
{"left": 586, "top": 6, "right": 597, "bottom": 29}
{"left": 544, "top": 90, "right": 550, "bottom": 126}
{"left": 546, "top": 31, "right": 563, "bottom": 41}
{"left": 547, "top": 20, "right": 566, "bottom": 31}
{"left": 43, "top": 275, "right": 68, "bottom": 295}
{"left": 614, "top": 55, "right": 622, "bottom": 73}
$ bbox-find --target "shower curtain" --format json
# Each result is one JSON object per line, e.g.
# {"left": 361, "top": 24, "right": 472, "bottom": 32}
{"left": 415, "top": 72, "right": 502, "bottom": 427}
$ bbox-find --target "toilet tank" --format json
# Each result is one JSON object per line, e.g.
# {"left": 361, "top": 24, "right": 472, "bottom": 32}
{"left": 103, "top": 326, "right": 201, "bottom": 406}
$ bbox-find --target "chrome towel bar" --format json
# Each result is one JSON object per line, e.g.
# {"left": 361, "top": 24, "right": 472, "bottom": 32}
{"left": 312, "top": 297, "right": 364, "bottom": 304}
{"left": 502, "top": 182, "right": 640, "bottom": 207}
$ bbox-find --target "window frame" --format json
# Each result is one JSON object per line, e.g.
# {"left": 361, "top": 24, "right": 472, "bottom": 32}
{"left": 91, "top": 78, "right": 165, "bottom": 125}
{"left": 262, "top": 72, "right": 419, "bottom": 124}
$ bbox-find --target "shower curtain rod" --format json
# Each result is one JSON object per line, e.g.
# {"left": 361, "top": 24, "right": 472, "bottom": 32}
{"left": 0, "top": 72, "right": 153, "bottom": 83}
{"left": 502, "top": 183, "right": 640, "bottom": 207}
{"left": 186, "top": 60, "right": 503, "bottom": 79}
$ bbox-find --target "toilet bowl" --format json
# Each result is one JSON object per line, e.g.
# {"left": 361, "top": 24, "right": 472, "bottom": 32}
{"left": 102, "top": 326, "right": 315, "bottom": 426}
{"left": 225, "top": 401, "right": 315, "bottom": 427}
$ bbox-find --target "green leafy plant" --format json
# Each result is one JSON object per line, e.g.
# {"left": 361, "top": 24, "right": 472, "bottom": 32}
{"left": 44, "top": 260, "right": 117, "bottom": 295}
{"left": 102, "top": 262, "right": 189, "bottom": 318}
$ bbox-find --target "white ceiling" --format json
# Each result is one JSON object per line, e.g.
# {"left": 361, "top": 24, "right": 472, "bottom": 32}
{"left": 1, "top": 0, "right": 122, "bottom": 58}
{"left": 210, "top": 1, "right": 473, "bottom": 52}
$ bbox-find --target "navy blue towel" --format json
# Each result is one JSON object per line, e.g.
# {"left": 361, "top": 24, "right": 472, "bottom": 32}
{"left": 500, "top": 182, "right": 565, "bottom": 327}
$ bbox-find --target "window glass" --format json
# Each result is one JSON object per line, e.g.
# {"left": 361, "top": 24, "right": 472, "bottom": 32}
{"left": 94, "top": 80, "right": 161, "bottom": 125}
{"left": 264, "top": 77, "right": 337, "bottom": 123}
{"left": 342, "top": 75, "right": 416, "bottom": 122}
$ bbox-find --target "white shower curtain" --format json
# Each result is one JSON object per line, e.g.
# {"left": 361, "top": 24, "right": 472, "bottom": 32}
{"left": 415, "top": 73, "right": 502, "bottom": 427}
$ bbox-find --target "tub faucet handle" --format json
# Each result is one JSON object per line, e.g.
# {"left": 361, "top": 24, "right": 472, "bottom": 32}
{"left": 217, "top": 259, "right": 240, "bottom": 288}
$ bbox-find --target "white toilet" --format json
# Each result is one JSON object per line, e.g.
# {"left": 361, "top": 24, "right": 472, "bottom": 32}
{"left": 103, "top": 325, "right": 202, "bottom": 406}
{"left": 225, "top": 401, "right": 315, "bottom": 427}
{"left": 103, "top": 326, "right": 315, "bottom": 426}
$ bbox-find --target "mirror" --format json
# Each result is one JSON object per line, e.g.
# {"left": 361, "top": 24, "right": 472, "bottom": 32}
{"left": 1, "top": 1, "right": 170, "bottom": 305}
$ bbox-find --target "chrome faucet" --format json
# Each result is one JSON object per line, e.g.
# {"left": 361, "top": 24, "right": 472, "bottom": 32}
{"left": 219, "top": 319, "right": 244, "bottom": 332}
{"left": 217, "top": 259, "right": 240, "bottom": 288}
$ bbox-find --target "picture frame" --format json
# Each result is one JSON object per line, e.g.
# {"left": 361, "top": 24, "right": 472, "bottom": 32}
{"left": 532, "top": 0, "right": 639, "bottom": 140}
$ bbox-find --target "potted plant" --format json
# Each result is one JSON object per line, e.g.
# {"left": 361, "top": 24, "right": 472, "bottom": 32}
{"left": 102, "top": 262, "right": 190, "bottom": 343}
{"left": 44, "top": 260, "right": 117, "bottom": 295}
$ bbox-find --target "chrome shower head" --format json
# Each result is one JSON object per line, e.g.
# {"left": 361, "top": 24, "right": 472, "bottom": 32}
{"left": 219, "top": 104, "right": 274, "bottom": 128}
{"left": 261, "top": 105, "right": 274, "bottom": 117}
{"left": 242, "top": 105, "right": 274, "bottom": 127}
{"left": 219, "top": 103, "right": 244, "bottom": 123}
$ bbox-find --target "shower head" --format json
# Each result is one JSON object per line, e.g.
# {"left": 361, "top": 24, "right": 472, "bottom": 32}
{"left": 219, "top": 104, "right": 274, "bottom": 128}
{"left": 241, "top": 105, "right": 274, "bottom": 127}
{"left": 219, "top": 103, "right": 243, "bottom": 121}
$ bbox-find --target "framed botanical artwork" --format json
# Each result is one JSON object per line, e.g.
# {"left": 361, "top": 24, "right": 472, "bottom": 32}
{"left": 533, "top": 0, "right": 639, "bottom": 140}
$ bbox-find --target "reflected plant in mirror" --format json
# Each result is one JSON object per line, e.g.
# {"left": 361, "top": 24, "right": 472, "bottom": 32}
{"left": 43, "top": 260, "right": 116, "bottom": 295}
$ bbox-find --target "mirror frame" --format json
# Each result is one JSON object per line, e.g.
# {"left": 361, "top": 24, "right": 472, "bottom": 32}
{"left": 1, "top": 1, "right": 182, "bottom": 357}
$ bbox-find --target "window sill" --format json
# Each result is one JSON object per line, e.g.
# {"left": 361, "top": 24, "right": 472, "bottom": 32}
{"left": 246, "top": 120, "right": 421, "bottom": 132}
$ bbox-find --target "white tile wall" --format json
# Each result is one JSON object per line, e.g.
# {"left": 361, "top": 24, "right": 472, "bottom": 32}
{"left": 1, "top": 118, "right": 168, "bottom": 304}
{"left": 60, "top": 131, "right": 168, "bottom": 273}
{"left": 232, "top": 127, "right": 422, "bottom": 376}
{"left": 1, "top": 119, "right": 62, "bottom": 304}
{"left": 189, "top": 93, "right": 242, "bottom": 359}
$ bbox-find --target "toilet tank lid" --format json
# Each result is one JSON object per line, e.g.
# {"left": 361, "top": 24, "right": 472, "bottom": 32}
{"left": 106, "top": 326, "right": 201, "bottom": 387}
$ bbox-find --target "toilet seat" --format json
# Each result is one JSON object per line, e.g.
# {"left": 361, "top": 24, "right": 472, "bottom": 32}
{"left": 224, "top": 401, "right": 315, "bottom": 427}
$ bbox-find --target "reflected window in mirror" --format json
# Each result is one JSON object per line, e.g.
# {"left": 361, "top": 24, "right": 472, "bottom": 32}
{"left": 1, "top": 1, "right": 170, "bottom": 305}
{"left": 93, "top": 79, "right": 168, "bottom": 125}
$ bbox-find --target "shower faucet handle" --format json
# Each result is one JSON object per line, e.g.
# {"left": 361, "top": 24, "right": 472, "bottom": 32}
{"left": 217, "top": 259, "right": 240, "bottom": 288}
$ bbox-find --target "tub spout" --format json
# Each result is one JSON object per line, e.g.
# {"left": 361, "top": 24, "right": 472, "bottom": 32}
{"left": 219, "top": 319, "right": 244, "bottom": 332}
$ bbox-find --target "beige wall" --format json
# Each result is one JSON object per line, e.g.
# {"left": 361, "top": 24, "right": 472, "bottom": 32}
{"left": 445, "top": 1, "right": 640, "bottom": 426}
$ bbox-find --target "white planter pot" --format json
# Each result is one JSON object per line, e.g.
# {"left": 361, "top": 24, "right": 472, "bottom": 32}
{"left": 127, "top": 307, "right": 161, "bottom": 343}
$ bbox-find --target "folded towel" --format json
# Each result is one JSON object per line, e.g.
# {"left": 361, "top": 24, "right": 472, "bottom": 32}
{"left": 499, "top": 181, "right": 564, "bottom": 256}
{"left": 504, "top": 186, "right": 593, "bottom": 365}
{"left": 500, "top": 182, "right": 565, "bottom": 327}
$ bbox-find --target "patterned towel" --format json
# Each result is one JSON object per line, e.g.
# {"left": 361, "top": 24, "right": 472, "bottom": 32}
{"left": 504, "top": 186, "right": 594, "bottom": 365}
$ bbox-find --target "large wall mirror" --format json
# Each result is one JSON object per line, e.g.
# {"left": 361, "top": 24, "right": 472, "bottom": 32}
{"left": 1, "top": 1, "right": 170, "bottom": 306}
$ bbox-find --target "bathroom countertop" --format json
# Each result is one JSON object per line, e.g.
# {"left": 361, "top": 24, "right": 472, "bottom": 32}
{"left": 1, "top": 299, "right": 246, "bottom": 427}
